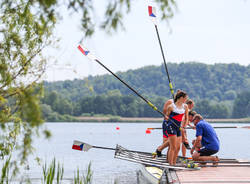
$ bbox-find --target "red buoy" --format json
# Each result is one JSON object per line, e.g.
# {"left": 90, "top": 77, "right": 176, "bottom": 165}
{"left": 146, "top": 129, "right": 151, "bottom": 134}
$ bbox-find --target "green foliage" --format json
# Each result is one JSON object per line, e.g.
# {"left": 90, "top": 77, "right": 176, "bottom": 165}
{"left": 0, "top": 156, "right": 11, "bottom": 184}
{"left": 232, "top": 91, "right": 250, "bottom": 118}
{"left": 65, "top": 0, "right": 176, "bottom": 37}
{"left": 73, "top": 162, "right": 93, "bottom": 184}
{"left": 194, "top": 100, "right": 230, "bottom": 118}
{"left": 43, "top": 63, "right": 250, "bottom": 119}
{"left": 42, "top": 158, "right": 64, "bottom": 184}
{"left": 0, "top": 0, "right": 58, "bottom": 178}
{"left": 44, "top": 63, "right": 250, "bottom": 102}
{"left": 0, "top": 157, "right": 93, "bottom": 183}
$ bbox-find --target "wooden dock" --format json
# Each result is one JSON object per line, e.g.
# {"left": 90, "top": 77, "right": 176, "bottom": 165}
{"left": 167, "top": 164, "right": 250, "bottom": 184}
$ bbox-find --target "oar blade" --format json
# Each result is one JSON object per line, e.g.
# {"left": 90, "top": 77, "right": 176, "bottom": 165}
{"left": 242, "top": 126, "right": 250, "bottom": 129}
{"left": 148, "top": 6, "right": 157, "bottom": 25}
{"left": 72, "top": 140, "right": 93, "bottom": 152}
{"left": 78, "top": 45, "right": 97, "bottom": 61}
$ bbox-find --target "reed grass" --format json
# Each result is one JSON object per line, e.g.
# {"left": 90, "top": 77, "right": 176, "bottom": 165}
{"left": 0, "top": 158, "right": 95, "bottom": 184}
{"left": 42, "top": 158, "right": 64, "bottom": 184}
{"left": 0, "top": 157, "right": 11, "bottom": 184}
{"left": 73, "top": 162, "right": 93, "bottom": 184}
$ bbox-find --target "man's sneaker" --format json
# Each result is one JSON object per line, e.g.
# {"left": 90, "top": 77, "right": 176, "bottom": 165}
{"left": 183, "top": 142, "right": 191, "bottom": 150}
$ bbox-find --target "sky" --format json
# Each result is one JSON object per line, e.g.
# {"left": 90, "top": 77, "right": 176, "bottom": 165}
{"left": 44, "top": 0, "right": 250, "bottom": 82}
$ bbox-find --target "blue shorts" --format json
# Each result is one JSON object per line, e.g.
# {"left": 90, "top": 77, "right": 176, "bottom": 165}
{"left": 162, "top": 120, "right": 168, "bottom": 139}
{"left": 166, "top": 122, "right": 181, "bottom": 137}
{"left": 198, "top": 148, "right": 218, "bottom": 156}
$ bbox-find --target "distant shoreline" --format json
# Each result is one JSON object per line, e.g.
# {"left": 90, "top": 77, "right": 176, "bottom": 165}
{"left": 75, "top": 116, "right": 250, "bottom": 123}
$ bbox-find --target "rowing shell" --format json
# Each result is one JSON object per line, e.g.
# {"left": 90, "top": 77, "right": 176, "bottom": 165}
{"left": 114, "top": 145, "right": 200, "bottom": 171}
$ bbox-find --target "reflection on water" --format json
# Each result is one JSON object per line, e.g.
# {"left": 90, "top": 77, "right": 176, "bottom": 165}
{"left": 20, "top": 122, "right": 250, "bottom": 183}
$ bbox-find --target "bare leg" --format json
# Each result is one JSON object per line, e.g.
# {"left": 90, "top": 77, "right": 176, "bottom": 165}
{"left": 173, "top": 136, "right": 182, "bottom": 165}
{"left": 192, "top": 152, "right": 220, "bottom": 164}
{"left": 166, "top": 147, "right": 170, "bottom": 162}
{"left": 168, "top": 135, "right": 177, "bottom": 165}
{"left": 157, "top": 138, "right": 169, "bottom": 151}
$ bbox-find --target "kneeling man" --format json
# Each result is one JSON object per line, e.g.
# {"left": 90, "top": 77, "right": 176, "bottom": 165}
{"left": 191, "top": 114, "right": 220, "bottom": 163}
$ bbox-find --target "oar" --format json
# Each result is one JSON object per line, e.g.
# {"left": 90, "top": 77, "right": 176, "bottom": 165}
{"left": 78, "top": 45, "right": 165, "bottom": 117}
{"left": 148, "top": 6, "right": 174, "bottom": 99}
{"left": 147, "top": 126, "right": 250, "bottom": 130}
{"left": 77, "top": 45, "right": 180, "bottom": 129}
{"left": 72, "top": 140, "right": 163, "bottom": 155}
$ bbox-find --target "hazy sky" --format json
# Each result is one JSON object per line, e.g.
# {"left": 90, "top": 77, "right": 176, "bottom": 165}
{"left": 44, "top": 0, "right": 250, "bottom": 81}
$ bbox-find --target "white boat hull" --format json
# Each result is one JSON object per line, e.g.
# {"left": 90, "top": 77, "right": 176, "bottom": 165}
{"left": 139, "top": 165, "right": 164, "bottom": 184}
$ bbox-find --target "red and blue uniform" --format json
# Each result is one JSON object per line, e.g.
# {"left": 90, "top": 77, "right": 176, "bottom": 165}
{"left": 166, "top": 103, "right": 185, "bottom": 137}
{"left": 162, "top": 120, "right": 169, "bottom": 138}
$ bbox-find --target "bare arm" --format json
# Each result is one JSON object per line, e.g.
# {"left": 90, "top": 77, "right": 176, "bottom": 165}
{"left": 163, "top": 99, "right": 173, "bottom": 120}
{"left": 182, "top": 104, "right": 189, "bottom": 128}
{"left": 166, "top": 105, "right": 173, "bottom": 117}
{"left": 191, "top": 136, "right": 202, "bottom": 154}
{"left": 163, "top": 99, "right": 173, "bottom": 115}
{"left": 193, "top": 136, "right": 202, "bottom": 148}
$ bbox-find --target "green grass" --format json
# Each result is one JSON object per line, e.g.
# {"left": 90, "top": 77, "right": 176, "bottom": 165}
{"left": 73, "top": 162, "right": 93, "bottom": 184}
{"left": 42, "top": 158, "right": 64, "bottom": 184}
{"left": 0, "top": 158, "right": 98, "bottom": 184}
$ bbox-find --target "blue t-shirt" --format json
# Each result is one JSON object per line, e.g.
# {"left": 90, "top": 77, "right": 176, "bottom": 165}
{"left": 196, "top": 120, "right": 220, "bottom": 151}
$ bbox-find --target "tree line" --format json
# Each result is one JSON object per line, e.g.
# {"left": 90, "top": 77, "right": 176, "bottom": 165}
{"left": 44, "top": 63, "right": 250, "bottom": 102}
{"left": 42, "top": 62, "right": 250, "bottom": 121}
{"left": 41, "top": 88, "right": 250, "bottom": 121}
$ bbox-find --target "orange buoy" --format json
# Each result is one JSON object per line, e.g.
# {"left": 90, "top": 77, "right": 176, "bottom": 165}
{"left": 116, "top": 126, "right": 120, "bottom": 130}
{"left": 146, "top": 129, "right": 151, "bottom": 134}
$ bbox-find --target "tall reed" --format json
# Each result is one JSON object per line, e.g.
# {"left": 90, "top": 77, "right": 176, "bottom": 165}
{"left": 73, "top": 162, "right": 93, "bottom": 184}
{"left": 0, "top": 157, "right": 11, "bottom": 184}
{"left": 42, "top": 158, "right": 64, "bottom": 184}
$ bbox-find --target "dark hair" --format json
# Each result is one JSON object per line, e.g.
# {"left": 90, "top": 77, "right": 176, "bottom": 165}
{"left": 189, "top": 110, "right": 196, "bottom": 116}
{"left": 173, "top": 89, "right": 181, "bottom": 100}
{"left": 174, "top": 90, "right": 187, "bottom": 103}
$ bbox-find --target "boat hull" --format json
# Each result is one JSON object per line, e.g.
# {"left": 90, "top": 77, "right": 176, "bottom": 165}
{"left": 138, "top": 165, "right": 164, "bottom": 184}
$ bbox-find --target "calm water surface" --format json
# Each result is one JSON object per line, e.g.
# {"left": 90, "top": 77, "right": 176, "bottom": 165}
{"left": 23, "top": 122, "right": 250, "bottom": 183}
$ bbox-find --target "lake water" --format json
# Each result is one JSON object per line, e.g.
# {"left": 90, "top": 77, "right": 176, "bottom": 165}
{"left": 21, "top": 122, "right": 250, "bottom": 183}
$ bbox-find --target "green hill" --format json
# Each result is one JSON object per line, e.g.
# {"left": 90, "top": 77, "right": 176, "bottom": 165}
{"left": 44, "top": 62, "right": 250, "bottom": 101}
{"left": 42, "top": 62, "right": 250, "bottom": 120}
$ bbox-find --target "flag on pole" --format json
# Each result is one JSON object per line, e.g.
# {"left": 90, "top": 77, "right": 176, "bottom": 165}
{"left": 148, "top": 6, "right": 157, "bottom": 25}
{"left": 78, "top": 45, "right": 97, "bottom": 61}
{"left": 72, "top": 140, "right": 92, "bottom": 151}
{"left": 78, "top": 45, "right": 89, "bottom": 56}
{"left": 148, "top": 6, "right": 156, "bottom": 17}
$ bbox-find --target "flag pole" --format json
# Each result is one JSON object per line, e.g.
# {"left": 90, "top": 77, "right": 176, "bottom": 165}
{"left": 148, "top": 6, "right": 174, "bottom": 99}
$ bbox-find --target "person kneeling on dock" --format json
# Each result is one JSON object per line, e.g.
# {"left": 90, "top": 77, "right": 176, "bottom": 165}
{"left": 191, "top": 114, "right": 220, "bottom": 164}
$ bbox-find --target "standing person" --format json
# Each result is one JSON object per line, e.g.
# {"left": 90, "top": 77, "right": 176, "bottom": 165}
{"left": 191, "top": 114, "right": 220, "bottom": 164}
{"left": 187, "top": 110, "right": 197, "bottom": 129}
{"left": 153, "top": 90, "right": 181, "bottom": 158}
{"left": 186, "top": 99, "right": 195, "bottom": 111}
{"left": 181, "top": 99, "right": 195, "bottom": 157}
{"left": 166, "top": 90, "right": 189, "bottom": 165}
